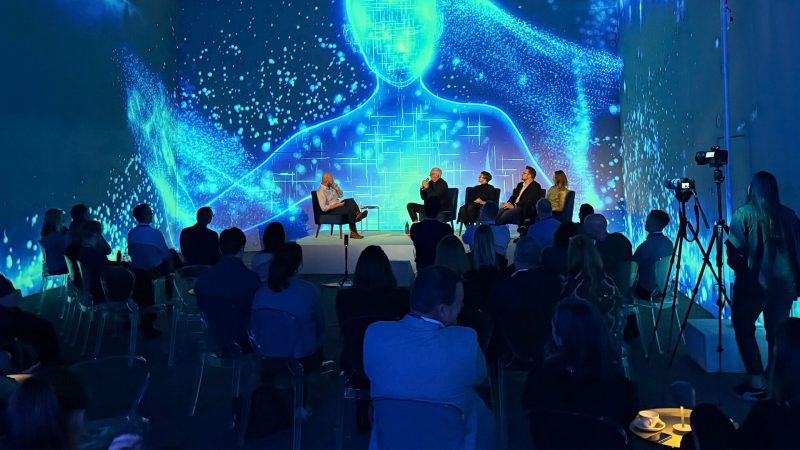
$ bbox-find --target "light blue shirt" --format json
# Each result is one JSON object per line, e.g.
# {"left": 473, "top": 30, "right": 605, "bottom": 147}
{"left": 463, "top": 221, "right": 511, "bottom": 256}
{"left": 127, "top": 223, "right": 170, "bottom": 270}
{"left": 252, "top": 278, "right": 325, "bottom": 358}
{"left": 529, "top": 216, "right": 561, "bottom": 249}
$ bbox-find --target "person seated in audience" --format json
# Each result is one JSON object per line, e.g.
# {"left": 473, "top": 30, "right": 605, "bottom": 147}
{"left": 364, "top": 266, "right": 494, "bottom": 449}
{"left": 467, "top": 224, "right": 508, "bottom": 273}
{"left": 458, "top": 171, "right": 497, "bottom": 226}
{"left": 435, "top": 235, "right": 471, "bottom": 276}
{"left": 547, "top": 170, "right": 569, "bottom": 215}
{"left": 251, "top": 221, "right": 285, "bottom": 282}
{"left": 462, "top": 225, "right": 506, "bottom": 342}
{"left": 0, "top": 274, "right": 62, "bottom": 366}
{"left": 462, "top": 201, "right": 510, "bottom": 258}
{"left": 409, "top": 196, "right": 453, "bottom": 270}
{"left": 576, "top": 203, "right": 594, "bottom": 235}
{"left": 680, "top": 403, "right": 736, "bottom": 450}
{"left": 195, "top": 227, "right": 261, "bottom": 354}
{"left": 40, "top": 208, "right": 69, "bottom": 276}
{"left": 583, "top": 213, "right": 632, "bottom": 289}
{"left": 179, "top": 206, "right": 220, "bottom": 267}
{"left": 5, "top": 367, "right": 88, "bottom": 449}
{"left": 65, "top": 203, "right": 91, "bottom": 260}
{"left": 633, "top": 209, "right": 673, "bottom": 299}
{"left": 252, "top": 242, "right": 326, "bottom": 367}
{"left": 523, "top": 297, "right": 639, "bottom": 432}
{"left": 541, "top": 221, "right": 578, "bottom": 275}
{"left": 488, "top": 236, "right": 561, "bottom": 368}
{"left": 563, "top": 234, "right": 619, "bottom": 320}
{"left": 528, "top": 199, "right": 561, "bottom": 248}
{"left": 76, "top": 220, "right": 112, "bottom": 303}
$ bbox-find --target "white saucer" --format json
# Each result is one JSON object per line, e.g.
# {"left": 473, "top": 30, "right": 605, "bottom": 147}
{"left": 633, "top": 418, "right": 666, "bottom": 432}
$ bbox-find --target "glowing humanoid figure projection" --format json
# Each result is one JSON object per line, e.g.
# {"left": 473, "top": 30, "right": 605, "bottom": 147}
{"left": 204, "top": 0, "right": 550, "bottom": 231}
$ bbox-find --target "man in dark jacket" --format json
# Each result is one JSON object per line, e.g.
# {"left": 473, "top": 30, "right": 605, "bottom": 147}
{"left": 180, "top": 207, "right": 221, "bottom": 266}
{"left": 458, "top": 171, "right": 498, "bottom": 226}
{"left": 406, "top": 167, "right": 450, "bottom": 222}
{"left": 496, "top": 166, "right": 542, "bottom": 226}
{"left": 410, "top": 197, "right": 453, "bottom": 270}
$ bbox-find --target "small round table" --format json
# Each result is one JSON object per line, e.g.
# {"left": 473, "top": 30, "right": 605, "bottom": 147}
{"left": 629, "top": 408, "right": 692, "bottom": 448}
{"left": 358, "top": 205, "right": 380, "bottom": 232}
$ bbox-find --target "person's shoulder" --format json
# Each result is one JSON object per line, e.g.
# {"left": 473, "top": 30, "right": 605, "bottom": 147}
{"left": 441, "top": 324, "right": 479, "bottom": 343}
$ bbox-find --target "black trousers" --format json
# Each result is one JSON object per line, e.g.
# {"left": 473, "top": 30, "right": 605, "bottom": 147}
{"left": 325, "top": 198, "right": 359, "bottom": 232}
{"left": 495, "top": 206, "right": 524, "bottom": 225}
{"left": 132, "top": 250, "right": 182, "bottom": 328}
{"left": 458, "top": 204, "right": 482, "bottom": 225}
{"left": 731, "top": 281, "right": 794, "bottom": 376}
{"left": 0, "top": 306, "right": 61, "bottom": 365}
{"left": 406, "top": 203, "right": 425, "bottom": 222}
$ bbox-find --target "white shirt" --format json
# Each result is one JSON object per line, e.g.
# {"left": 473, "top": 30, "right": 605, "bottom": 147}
{"left": 317, "top": 183, "right": 344, "bottom": 212}
{"left": 513, "top": 181, "right": 532, "bottom": 205}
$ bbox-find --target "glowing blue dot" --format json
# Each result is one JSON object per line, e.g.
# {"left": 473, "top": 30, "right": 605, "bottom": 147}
{"left": 261, "top": 142, "right": 271, "bottom": 152}
{"left": 609, "top": 104, "right": 620, "bottom": 115}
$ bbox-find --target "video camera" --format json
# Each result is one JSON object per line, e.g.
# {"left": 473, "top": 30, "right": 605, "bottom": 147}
{"left": 695, "top": 147, "right": 728, "bottom": 167}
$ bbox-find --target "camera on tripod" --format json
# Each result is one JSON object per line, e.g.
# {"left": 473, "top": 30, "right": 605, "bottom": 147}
{"left": 665, "top": 177, "right": 695, "bottom": 202}
{"left": 695, "top": 146, "right": 728, "bottom": 167}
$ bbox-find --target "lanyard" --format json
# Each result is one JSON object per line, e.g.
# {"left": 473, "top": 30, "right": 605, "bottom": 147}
{"left": 408, "top": 313, "right": 444, "bottom": 328}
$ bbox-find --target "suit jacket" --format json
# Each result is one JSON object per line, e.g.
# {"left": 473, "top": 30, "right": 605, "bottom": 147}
{"left": 507, "top": 180, "right": 542, "bottom": 221}
{"left": 410, "top": 219, "right": 453, "bottom": 270}
{"left": 467, "top": 184, "right": 498, "bottom": 204}
{"left": 180, "top": 223, "right": 221, "bottom": 266}
{"left": 364, "top": 315, "right": 492, "bottom": 448}
{"left": 420, "top": 178, "right": 450, "bottom": 212}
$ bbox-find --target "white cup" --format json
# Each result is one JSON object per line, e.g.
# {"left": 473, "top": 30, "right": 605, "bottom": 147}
{"left": 637, "top": 410, "right": 660, "bottom": 428}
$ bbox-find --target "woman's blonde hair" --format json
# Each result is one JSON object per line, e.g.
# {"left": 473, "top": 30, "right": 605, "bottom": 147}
{"left": 554, "top": 170, "right": 568, "bottom": 188}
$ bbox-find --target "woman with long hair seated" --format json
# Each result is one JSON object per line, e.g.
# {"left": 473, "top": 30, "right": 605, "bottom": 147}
{"left": 547, "top": 170, "right": 569, "bottom": 214}
{"left": 251, "top": 222, "right": 285, "bottom": 283}
{"left": 434, "top": 235, "right": 471, "bottom": 276}
{"left": 563, "top": 234, "right": 618, "bottom": 322}
{"left": 40, "top": 208, "right": 69, "bottom": 276}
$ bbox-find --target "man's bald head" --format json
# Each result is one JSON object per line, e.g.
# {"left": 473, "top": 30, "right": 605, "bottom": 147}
{"left": 322, "top": 173, "right": 334, "bottom": 186}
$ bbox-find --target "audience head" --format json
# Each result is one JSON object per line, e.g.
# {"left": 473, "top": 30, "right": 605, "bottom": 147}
{"left": 479, "top": 201, "right": 499, "bottom": 223}
{"left": 551, "top": 296, "right": 615, "bottom": 378}
{"left": 553, "top": 221, "right": 579, "bottom": 249}
{"left": 747, "top": 171, "right": 782, "bottom": 238}
{"left": 479, "top": 171, "right": 492, "bottom": 184}
{"left": 645, "top": 209, "right": 670, "bottom": 234}
{"left": 772, "top": 317, "right": 800, "bottom": 407}
{"left": 567, "top": 234, "right": 605, "bottom": 291}
{"left": 435, "top": 235, "right": 470, "bottom": 275}
{"left": 554, "top": 170, "right": 568, "bottom": 188}
{"left": 69, "top": 204, "right": 89, "bottom": 223}
{"left": 261, "top": 222, "right": 286, "bottom": 253}
{"left": 196, "top": 207, "right": 213, "bottom": 226}
{"left": 689, "top": 403, "right": 735, "bottom": 450}
{"left": 583, "top": 213, "right": 609, "bottom": 241}
{"left": 132, "top": 203, "right": 153, "bottom": 224}
{"left": 410, "top": 266, "right": 463, "bottom": 326}
{"left": 471, "top": 224, "right": 497, "bottom": 270}
{"left": 267, "top": 242, "right": 303, "bottom": 293}
{"left": 219, "top": 227, "right": 247, "bottom": 257}
{"left": 513, "top": 235, "right": 541, "bottom": 271}
{"left": 536, "top": 198, "right": 553, "bottom": 219}
{"left": 423, "top": 196, "right": 441, "bottom": 219}
{"left": 80, "top": 220, "right": 103, "bottom": 244}
{"left": 6, "top": 367, "right": 88, "bottom": 450}
{"left": 354, "top": 245, "right": 397, "bottom": 290}
{"left": 41, "top": 208, "right": 65, "bottom": 237}
{"left": 578, "top": 203, "right": 594, "bottom": 224}
{"left": 429, "top": 167, "right": 442, "bottom": 182}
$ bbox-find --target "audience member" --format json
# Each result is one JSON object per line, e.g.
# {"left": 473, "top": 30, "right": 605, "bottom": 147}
{"left": 463, "top": 225, "right": 506, "bottom": 321}
{"left": 541, "top": 221, "right": 578, "bottom": 275}
{"left": 489, "top": 236, "right": 560, "bottom": 367}
{"left": 681, "top": 403, "right": 736, "bottom": 450}
{"left": 727, "top": 171, "right": 800, "bottom": 400}
{"left": 251, "top": 222, "right": 285, "bottom": 282}
{"left": 523, "top": 297, "right": 639, "bottom": 432}
{"left": 76, "top": 220, "right": 111, "bottom": 303}
{"left": 65, "top": 203, "right": 90, "bottom": 259}
{"left": 496, "top": 166, "right": 542, "bottom": 226}
{"left": 528, "top": 199, "right": 561, "bottom": 248}
{"left": 179, "top": 206, "right": 220, "bottom": 266}
{"left": 583, "top": 213, "right": 632, "bottom": 289}
{"left": 317, "top": 173, "right": 367, "bottom": 240}
{"left": 563, "top": 234, "right": 618, "bottom": 320}
{"left": 195, "top": 227, "right": 261, "bottom": 354}
{"left": 5, "top": 368, "right": 88, "bottom": 450}
{"left": 364, "top": 266, "right": 494, "bottom": 449}
{"left": 409, "top": 197, "right": 453, "bottom": 270}
{"left": 252, "top": 242, "right": 325, "bottom": 365}
{"left": 462, "top": 201, "right": 510, "bottom": 257}
{"left": 435, "top": 235, "right": 471, "bottom": 275}
{"left": 633, "top": 209, "right": 673, "bottom": 299}
{"left": 458, "top": 171, "right": 497, "bottom": 226}
{"left": 406, "top": 167, "right": 450, "bottom": 223}
{"left": 0, "top": 274, "right": 61, "bottom": 366}
{"left": 468, "top": 224, "right": 507, "bottom": 272}
{"left": 577, "top": 203, "right": 594, "bottom": 235}
{"left": 40, "top": 208, "right": 69, "bottom": 276}
{"left": 547, "top": 170, "right": 569, "bottom": 214}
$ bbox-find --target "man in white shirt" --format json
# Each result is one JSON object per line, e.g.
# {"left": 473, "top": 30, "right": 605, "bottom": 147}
{"left": 317, "top": 173, "right": 367, "bottom": 239}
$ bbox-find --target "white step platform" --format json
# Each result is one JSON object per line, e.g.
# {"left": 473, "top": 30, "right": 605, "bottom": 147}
{"left": 684, "top": 318, "right": 767, "bottom": 373}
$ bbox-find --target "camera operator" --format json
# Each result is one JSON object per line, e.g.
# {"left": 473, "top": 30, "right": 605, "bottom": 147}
{"left": 726, "top": 171, "right": 800, "bottom": 400}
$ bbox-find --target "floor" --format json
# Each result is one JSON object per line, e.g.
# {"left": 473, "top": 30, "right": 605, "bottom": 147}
{"left": 19, "top": 274, "right": 760, "bottom": 449}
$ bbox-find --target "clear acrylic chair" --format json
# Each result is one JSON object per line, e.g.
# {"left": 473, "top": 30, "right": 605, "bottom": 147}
{"left": 93, "top": 265, "right": 140, "bottom": 359}
{"left": 38, "top": 240, "right": 67, "bottom": 316}
{"left": 61, "top": 255, "right": 83, "bottom": 338}
{"left": 371, "top": 397, "right": 466, "bottom": 449}
{"left": 167, "top": 265, "right": 210, "bottom": 367}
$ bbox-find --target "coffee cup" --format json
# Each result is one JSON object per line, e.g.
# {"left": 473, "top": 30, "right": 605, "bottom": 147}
{"left": 637, "top": 410, "right": 660, "bottom": 428}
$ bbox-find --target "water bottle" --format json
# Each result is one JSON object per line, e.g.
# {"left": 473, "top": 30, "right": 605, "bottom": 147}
{"left": 116, "top": 250, "right": 122, "bottom": 263}
{"left": 404, "top": 222, "right": 410, "bottom": 234}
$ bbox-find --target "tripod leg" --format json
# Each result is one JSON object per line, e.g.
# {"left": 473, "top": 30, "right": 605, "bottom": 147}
{"left": 667, "top": 235, "right": 686, "bottom": 349}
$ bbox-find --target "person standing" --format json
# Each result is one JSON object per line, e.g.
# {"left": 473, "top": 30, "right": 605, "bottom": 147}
{"left": 496, "top": 166, "right": 542, "bottom": 226}
{"left": 317, "top": 173, "right": 367, "bottom": 240}
{"left": 458, "top": 171, "right": 497, "bottom": 226}
{"left": 727, "top": 171, "right": 800, "bottom": 400}
{"left": 406, "top": 167, "right": 450, "bottom": 223}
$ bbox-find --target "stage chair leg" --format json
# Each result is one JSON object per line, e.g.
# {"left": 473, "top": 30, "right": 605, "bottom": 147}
{"left": 339, "top": 225, "right": 343, "bottom": 239}
{"left": 315, "top": 225, "right": 321, "bottom": 238}
{"left": 330, "top": 224, "right": 334, "bottom": 236}
{"left": 191, "top": 356, "right": 206, "bottom": 416}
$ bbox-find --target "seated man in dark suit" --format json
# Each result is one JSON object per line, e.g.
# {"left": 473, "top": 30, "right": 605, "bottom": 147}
{"left": 180, "top": 206, "right": 221, "bottom": 266}
{"left": 409, "top": 197, "right": 453, "bottom": 270}
{"left": 584, "top": 213, "right": 633, "bottom": 290}
{"left": 458, "top": 171, "right": 497, "bottom": 226}
{"left": 496, "top": 165, "right": 543, "bottom": 226}
{"left": 633, "top": 209, "right": 673, "bottom": 299}
{"left": 488, "top": 236, "right": 561, "bottom": 367}
{"left": 194, "top": 227, "right": 261, "bottom": 353}
{"left": 406, "top": 167, "right": 449, "bottom": 223}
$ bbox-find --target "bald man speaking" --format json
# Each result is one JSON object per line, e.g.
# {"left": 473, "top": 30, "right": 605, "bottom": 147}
{"left": 317, "top": 173, "right": 368, "bottom": 239}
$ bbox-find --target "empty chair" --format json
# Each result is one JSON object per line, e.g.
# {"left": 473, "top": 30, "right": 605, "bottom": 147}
{"left": 311, "top": 190, "right": 347, "bottom": 238}
{"left": 529, "top": 410, "right": 631, "bottom": 450}
{"left": 371, "top": 397, "right": 466, "bottom": 449}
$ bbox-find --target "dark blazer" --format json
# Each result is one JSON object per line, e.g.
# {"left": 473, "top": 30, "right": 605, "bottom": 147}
{"left": 420, "top": 178, "right": 450, "bottom": 212}
{"left": 180, "top": 223, "right": 221, "bottom": 266}
{"left": 335, "top": 286, "right": 410, "bottom": 377}
{"left": 507, "top": 180, "right": 543, "bottom": 221}
{"left": 410, "top": 219, "right": 453, "bottom": 270}
{"left": 194, "top": 255, "right": 261, "bottom": 351}
{"left": 467, "top": 184, "right": 498, "bottom": 204}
